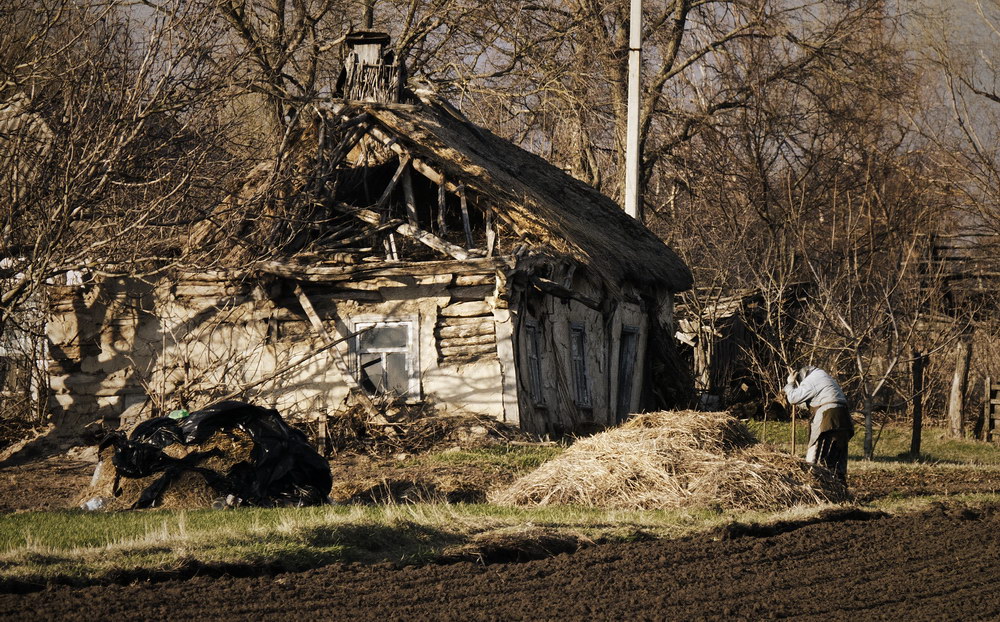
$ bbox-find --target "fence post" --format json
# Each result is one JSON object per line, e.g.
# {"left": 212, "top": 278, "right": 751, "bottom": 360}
{"left": 947, "top": 339, "right": 973, "bottom": 438}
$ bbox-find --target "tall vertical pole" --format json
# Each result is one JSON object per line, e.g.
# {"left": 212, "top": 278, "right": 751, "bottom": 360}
{"left": 363, "top": 0, "right": 375, "bottom": 29}
{"left": 624, "top": 0, "right": 642, "bottom": 220}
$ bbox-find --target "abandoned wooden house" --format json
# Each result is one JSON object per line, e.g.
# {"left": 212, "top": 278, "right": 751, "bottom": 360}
{"left": 43, "top": 32, "right": 693, "bottom": 437}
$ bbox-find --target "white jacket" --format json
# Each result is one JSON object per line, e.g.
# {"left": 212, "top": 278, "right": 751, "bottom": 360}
{"left": 783, "top": 366, "right": 848, "bottom": 411}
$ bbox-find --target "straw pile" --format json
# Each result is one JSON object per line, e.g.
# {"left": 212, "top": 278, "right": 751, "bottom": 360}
{"left": 489, "top": 411, "right": 848, "bottom": 511}
{"left": 79, "top": 429, "right": 255, "bottom": 510}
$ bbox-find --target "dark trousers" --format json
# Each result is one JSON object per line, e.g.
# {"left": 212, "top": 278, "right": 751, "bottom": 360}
{"left": 811, "top": 429, "right": 851, "bottom": 482}
{"left": 806, "top": 405, "right": 853, "bottom": 483}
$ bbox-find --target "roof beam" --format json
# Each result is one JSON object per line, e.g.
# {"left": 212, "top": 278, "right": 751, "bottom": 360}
{"left": 349, "top": 206, "right": 471, "bottom": 260}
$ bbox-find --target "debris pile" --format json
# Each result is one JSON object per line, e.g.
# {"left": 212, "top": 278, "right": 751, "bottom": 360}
{"left": 82, "top": 401, "right": 332, "bottom": 510}
{"left": 490, "top": 410, "right": 848, "bottom": 511}
{"left": 327, "top": 400, "right": 533, "bottom": 455}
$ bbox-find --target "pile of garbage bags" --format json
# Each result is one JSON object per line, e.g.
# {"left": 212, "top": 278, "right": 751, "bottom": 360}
{"left": 97, "top": 401, "right": 332, "bottom": 509}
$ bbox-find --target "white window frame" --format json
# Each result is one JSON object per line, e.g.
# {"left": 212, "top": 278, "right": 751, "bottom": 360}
{"left": 569, "top": 322, "right": 591, "bottom": 407}
{"left": 352, "top": 317, "right": 421, "bottom": 400}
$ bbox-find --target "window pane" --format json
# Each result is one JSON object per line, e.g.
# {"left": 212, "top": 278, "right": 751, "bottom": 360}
{"left": 360, "top": 324, "right": 408, "bottom": 350}
{"left": 359, "top": 352, "right": 385, "bottom": 394}
{"left": 384, "top": 352, "right": 410, "bottom": 395}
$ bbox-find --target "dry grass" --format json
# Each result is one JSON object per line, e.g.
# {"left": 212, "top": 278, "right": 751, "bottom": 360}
{"left": 490, "top": 410, "right": 848, "bottom": 511}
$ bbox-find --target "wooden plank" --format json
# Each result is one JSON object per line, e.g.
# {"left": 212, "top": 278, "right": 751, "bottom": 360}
{"left": 305, "top": 290, "right": 385, "bottom": 304}
{"left": 402, "top": 168, "right": 419, "bottom": 226}
{"left": 440, "top": 342, "right": 497, "bottom": 358}
{"left": 441, "top": 301, "right": 492, "bottom": 317}
{"left": 393, "top": 222, "right": 471, "bottom": 260}
{"left": 531, "top": 276, "right": 602, "bottom": 311}
{"left": 347, "top": 204, "right": 470, "bottom": 261}
{"left": 947, "top": 338, "right": 972, "bottom": 438}
{"left": 437, "top": 177, "right": 448, "bottom": 234}
{"left": 438, "top": 321, "right": 495, "bottom": 339}
{"left": 340, "top": 112, "right": 371, "bottom": 130}
{"left": 440, "top": 334, "right": 496, "bottom": 349}
{"left": 455, "top": 274, "right": 495, "bottom": 287}
{"left": 364, "top": 124, "right": 454, "bottom": 189}
{"left": 438, "top": 316, "right": 497, "bottom": 327}
{"left": 459, "top": 184, "right": 474, "bottom": 248}
{"left": 317, "top": 415, "right": 328, "bottom": 455}
{"left": 486, "top": 210, "right": 496, "bottom": 257}
{"left": 383, "top": 234, "right": 399, "bottom": 261}
{"left": 258, "top": 258, "right": 506, "bottom": 282}
{"left": 449, "top": 284, "right": 494, "bottom": 301}
{"left": 374, "top": 154, "right": 411, "bottom": 217}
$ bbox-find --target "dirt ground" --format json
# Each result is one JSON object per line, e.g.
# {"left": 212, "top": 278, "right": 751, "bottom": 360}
{"left": 5, "top": 439, "right": 1000, "bottom": 620}
{"left": 2, "top": 503, "right": 999, "bottom": 621}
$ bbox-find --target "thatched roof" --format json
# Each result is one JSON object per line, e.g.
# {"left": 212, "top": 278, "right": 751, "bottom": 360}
{"left": 339, "top": 94, "right": 692, "bottom": 293}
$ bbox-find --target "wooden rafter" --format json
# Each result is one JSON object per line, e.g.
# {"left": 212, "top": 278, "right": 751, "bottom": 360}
{"left": 347, "top": 206, "right": 470, "bottom": 261}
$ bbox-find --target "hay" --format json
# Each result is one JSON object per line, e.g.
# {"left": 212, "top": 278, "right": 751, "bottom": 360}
{"left": 78, "top": 429, "right": 255, "bottom": 510}
{"left": 490, "top": 410, "right": 849, "bottom": 511}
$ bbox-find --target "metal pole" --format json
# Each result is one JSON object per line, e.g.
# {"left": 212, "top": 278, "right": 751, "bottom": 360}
{"left": 624, "top": 0, "right": 642, "bottom": 220}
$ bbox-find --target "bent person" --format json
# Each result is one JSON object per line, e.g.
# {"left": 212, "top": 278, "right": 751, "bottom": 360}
{"left": 783, "top": 366, "right": 855, "bottom": 482}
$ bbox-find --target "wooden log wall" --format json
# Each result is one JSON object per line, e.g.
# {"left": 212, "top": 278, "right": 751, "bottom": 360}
{"left": 436, "top": 273, "right": 497, "bottom": 362}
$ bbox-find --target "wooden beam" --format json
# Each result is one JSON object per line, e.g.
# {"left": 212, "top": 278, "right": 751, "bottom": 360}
{"left": 530, "top": 276, "right": 602, "bottom": 311}
{"left": 394, "top": 222, "right": 471, "bottom": 260}
{"left": 402, "top": 168, "right": 419, "bottom": 226}
{"left": 258, "top": 257, "right": 507, "bottom": 282}
{"left": 437, "top": 176, "right": 448, "bottom": 234}
{"left": 346, "top": 206, "right": 469, "bottom": 260}
{"left": 374, "top": 154, "right": 412, "bottom": 217}
{"left": 385, "top": 233, "right": 399, "bottom": 261}
{"left": 486, "top": 210, "right": 496, "bottom": 257}
{"left": 364, "top": 125, "right": 453, "bottom": 189}
{"left": 340, "top": 112, "right": 372, "bottom": 130}
{"left": 459, "top": 184, "right": 474, "bottom": 248}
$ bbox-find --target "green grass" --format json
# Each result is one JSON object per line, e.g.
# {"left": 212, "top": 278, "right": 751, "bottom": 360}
{"left": 4, "top": 423, "right": 1000, "bottom": 587}
{"left": 0, "top": 501, "right": 834, "bottom": 586}
{"left": 746, "top": 420, "right": 1000, "bottom": 465}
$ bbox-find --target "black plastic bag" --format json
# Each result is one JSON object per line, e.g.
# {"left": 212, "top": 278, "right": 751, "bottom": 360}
{"left": 98, "top": 401, "right": 332, "bottom": 509}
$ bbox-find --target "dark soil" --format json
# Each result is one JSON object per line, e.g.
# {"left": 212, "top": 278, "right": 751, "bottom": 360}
{"left": 3, "top": 503, "right": 999, "bottom": 621}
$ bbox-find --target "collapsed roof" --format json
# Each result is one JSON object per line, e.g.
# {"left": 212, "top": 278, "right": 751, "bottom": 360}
{"left": 188, "top": 34, "right": 691, "bottom": 297}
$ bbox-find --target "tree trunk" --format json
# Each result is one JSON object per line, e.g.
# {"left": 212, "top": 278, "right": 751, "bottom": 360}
{"left": 863, "top": 393, "right": 874, "bottom": 460}
{"left": 947, "top": 339, "right": 973, "bottom": 438}
{"left": 910, "top": 350, "right": 925, "bottom": 457}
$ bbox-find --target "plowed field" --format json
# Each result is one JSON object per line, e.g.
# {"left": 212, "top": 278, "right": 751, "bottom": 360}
{"left": 4, "top": 503, "right": 999, "bottom": 621}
